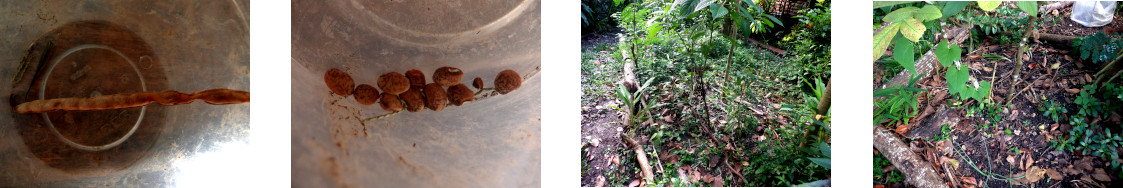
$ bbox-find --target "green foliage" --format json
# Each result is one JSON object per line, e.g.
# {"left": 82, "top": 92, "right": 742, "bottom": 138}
{"left": 807, "top": 142, "right": 831, "bottom": 169}
{"left": 1039, "top": 100, "right": 1068, "bottom": 123}
{"left": 874, "top": 76, "right": 924, "bottom": 126}
{"left": 1048, "top": 83, "right": 1123, "bottom": 171}
{"left": 1015, "top": 1, "right": 1038, "bottom": 17}
{"left": 873, "top": 3, "right": 942, "bottom": 60}
{"left": 583, "top": 0, "right": 629, "bottom": 33}
{"left": 956, "top": 6, "right": 1035, "bottom": 44}
{"left": 932, "top": 123, "right": 953, "bottom": 141}
{"left": 610, "top": 77, "right": 658, "bottom": 126}
{"left": 934, "top": 41, "right": 991, "bottom": 102}
{"left": 781, "top": 1, "right": 831, "bottom": 79}
{"left": 976, "top": 1, "right": 1000, "bottom": 12}
{"left": 1074, "top": 31, "right": 1123, "bottom": 64}
{"left": 874, "top": 153, "right": 904, "bottom": 184}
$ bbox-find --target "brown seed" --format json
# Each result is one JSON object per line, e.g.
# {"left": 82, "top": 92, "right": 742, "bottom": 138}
{"left": 472, "top": 77, "right": 484, "bottom": 89}
{"left": 400, "top": 86, "right": 425, "bottom": 112}
{"left": 377, "top": 72, "right": 410, "bottom": 95}
{"left": 423, "top": 83, "right": 447, "bottom": 111}
{"left": 405, "top": 69, "right": 426, "bottom": 88}
{"left": 447, "top": 84, "right": 474, "bottom": 106}
{"left": 432, "top": 66, "right": 463, "bottom": 86}
{"left": 324, "top": 68, "right": 355, "bottom": 96}
{"left": 494, "top": 69, "right": 521, "bottom": 94}
{"left": 352, "top": 84, "right": 379, "bottom": 105}
{"left": 378, "top": 93, "right": 403, "bottom": 112}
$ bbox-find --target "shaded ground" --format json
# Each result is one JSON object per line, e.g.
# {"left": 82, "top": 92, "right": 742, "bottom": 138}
{"left": 580, "top": 27, "right": 827, "bottom": 186}
{"left": 874, "top": 5, "right": 1120, "bottom": 187}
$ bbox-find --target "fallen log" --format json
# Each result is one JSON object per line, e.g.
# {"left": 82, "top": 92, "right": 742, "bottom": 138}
{"left": 874, "top": 126, "right": 949, "bottom": 188}
{"left": 1038, "top": 1, "right": 1073, "bottom": 13}
{"left": 623, "top": 135, "right": 655, "bottom": 184}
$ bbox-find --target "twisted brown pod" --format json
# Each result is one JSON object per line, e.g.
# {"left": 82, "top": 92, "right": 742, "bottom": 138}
{"left": 16, "top": 89, "right": 249, "bottom": 114}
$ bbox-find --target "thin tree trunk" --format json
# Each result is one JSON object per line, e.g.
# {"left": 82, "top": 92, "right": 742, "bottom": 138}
{"left": 1094, "top": 53, "right": 1123, "bottom": 86}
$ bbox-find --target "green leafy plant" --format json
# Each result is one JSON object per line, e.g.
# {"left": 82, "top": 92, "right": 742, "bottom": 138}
{"left": 873, "top": 3, "right": 943, "bottom": 60}
{"left": 1073, "top": 31, "right": 1123, "bottom": 64}
{"left": 874, "top": 76, "right": 924, "bottom": 126}
{"left": 1039, "top": 100, "right": 1068, "bottom": 123}
{"left": 935, "top": 41, "right": 992, "bottom": 103}
{"left": 611, "top": 77, "right": 658, "bottom": 126}
{"left": 807, "top": 142, "right": 831, "bottom": 170}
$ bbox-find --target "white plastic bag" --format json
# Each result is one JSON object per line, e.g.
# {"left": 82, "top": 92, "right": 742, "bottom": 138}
{"left": 1071, "top": 1, "right": 1117, "bottom": 27}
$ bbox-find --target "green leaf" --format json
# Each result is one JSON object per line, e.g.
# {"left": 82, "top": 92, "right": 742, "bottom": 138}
{"left": 894, "top": 36, "right": 917, "bottom": 75}
{"left": 873, "top": 1, "right": 920, "bottom": 9}
{"left": 873, "top": 23, "right": 902, "bottom": 60}
{"left": 809, "top": 158, "right": 831, "bottom": 169}
{"left": 1016, "top": 1, "right": 1037, "bottom": 16}
{"left": 898, "top": 18, "right": 926, "bottom": 42}
{"left": 646, "top": 23, "right": 664, "bottom": 41}
{"left": 933, "top": 41, "right": 961, "bottom": 67}
{"left": 941, "top": 1, "right": 970, "bottom": 18}
{"left": 977, "top": 1, "right": 1001, "bottom": 12}
{"left": 709, "top": 4, "right": 728, "bottom": 20}
{"left": 694, "top": 0, "right": 716, "bottom": 15}
{"left": 613, "top": 0, "right": 625, "bottom": 6}
{"left": 882, "top": 7, "right": 919, "bottom": 22}
{"left": 765, "top": 14, "right": 784, "bottom": 27}
{"left": 914, "top": 5, "right": 943, "bottom": 21}
{"left": 817, "top": 142, "right": 831, "bottom": 158}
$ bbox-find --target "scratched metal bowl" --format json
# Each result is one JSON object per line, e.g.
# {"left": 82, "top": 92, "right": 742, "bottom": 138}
{"left": 0, "top": 0, "right": 249, "bottom": 186}
{"left": 291, "top": 0, "right": 541, "bottom": 187}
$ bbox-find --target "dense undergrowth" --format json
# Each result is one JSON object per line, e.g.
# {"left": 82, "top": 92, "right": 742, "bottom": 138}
{"left": 873, "top": 1, "right": 1123, "bottom": 186}
{"left": 581, "top": 0, "right": 830, "bottom": 186}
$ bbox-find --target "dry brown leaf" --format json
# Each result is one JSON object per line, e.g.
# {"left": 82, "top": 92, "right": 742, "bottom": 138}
{"left": 1047, "top": 168, "right": 1064, "bottom": 180}
{"left": 961, "top": 176, "right": 978, "bottom": 188}
{"left": 896, "top": 124, "right": 910, "bottom": 135}
{"left": 1026, "top": 166, "right": 1047, "bottom": 183}
{"left": 1007, "top": 155, "right": 1017, "bottom": 166}
{"left": 1093, "top": 168, "right": 1112, "bottom": 182}
{"left": 1066, "top": 88, "right": 1081, "bottom": 94}
{"left": 628, "top": 179, "right": 641, "bottom": 187}
{"left": 1024, "top": 154, "right": 1035, "bottom": 170}
{"left": 595, "top": 176, "right": 606, "bottom": 187}
{"left": 1011, "top": 171, "right": 1027, "bottom": 185}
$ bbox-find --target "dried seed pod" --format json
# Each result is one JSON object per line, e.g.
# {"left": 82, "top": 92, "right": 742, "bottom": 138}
{"left": 377, "top": 72, "right": 410, "bottom": 95}
{"left": 324, "top": 68, "right": 355, "bottom": 96}
{"left": 352, "top": 84, "right": 379, "bottom": 105}
{"left": 378, "top": 93, "right": 403, "bottom": 112}
{"left": 472, "top": 77, "right": 484, "bottom": 89}
{"left": 400, "top": 86, "right": 425, "bottom": 112}
{"left": 423, "top": 83, "right": 447, "bottom": 111}
{"left": 494, "top": 69, "right": 521, "bottom": 94}
{"left": 447, "top": 84, "right": 474, "bottom": 106}
{"left": 405, "top": 69, "right": 426, "bottom": 88}
{"left": 432, "top": 66, "right": 463, "bottom": 86}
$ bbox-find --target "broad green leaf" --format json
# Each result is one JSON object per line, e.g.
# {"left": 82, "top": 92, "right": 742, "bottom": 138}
{"left": 977, "top": 1, "right": 1001, "bottom": 12}
{"left": 873, "top": 1, "right": 919, "bottom": 9}
{"left": 914, "top": 5, "right": 943, "bottom": 21}
{"left": 646, "top": 23, "right": 664, "bottom": 41}
{"left": 809, "top": 157, "right": 831, "bottom": 169}
{"left": 941, "top": 1, "right": 970, "bottom": 18}
{"left": 933, "top": 41, "right": 961, "bottom": 67}
{"left": 613, "top": 0, "right": 625, "bottom": 6}
{"left": 882, "top": 7, "right": 919, "bottom": 22}
{"left": 873, "top": 23, "right": 902, "bottom": 60}
{"left": 893, "top": 36, "right": 917, "bottom": 75}
{"left": 946, "top": 68, "right": 969, "bottom": 96}
{"left": 694, "top": 0, "right": 716, "bottom": 15}
{"left": 1016, "top": 1, "right": 1038, "bottom": 17}
{"left": 974, "top": 80, "right": 992, "bottom": 102}
{"left": 765, "top": 14, "right": 784, "bottom": 27}
{"left": 709, "top": 4, "right": 728, "bottom": 20}
{"left": 817, "top": 142, "right": 831, "bottom": 158}
{"left": 898, "top": 18, "right": 926, "bottom": 42}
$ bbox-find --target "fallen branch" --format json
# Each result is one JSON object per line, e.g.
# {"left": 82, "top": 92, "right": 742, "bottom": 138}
{"left": 1038, "top": 1, "right": 1073, "bottom": 13}
{"left": 874, "top": 126, "right": 950, "bottom": 188}
{"left": 623, "top": 135, "right": 656, "bottom": 183}
{"left": 1093, "top": 53, "right": 1123, "bottom": 86}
